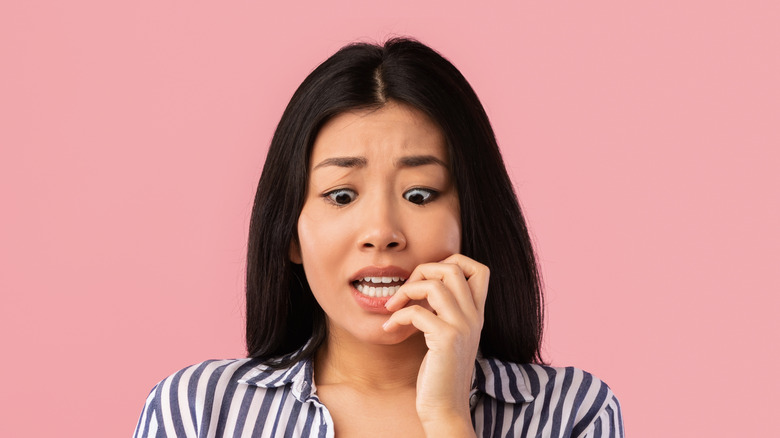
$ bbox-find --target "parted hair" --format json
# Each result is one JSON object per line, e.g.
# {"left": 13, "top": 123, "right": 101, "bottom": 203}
{"left": 246, "top": 37, "right": 544, "bottom": 366}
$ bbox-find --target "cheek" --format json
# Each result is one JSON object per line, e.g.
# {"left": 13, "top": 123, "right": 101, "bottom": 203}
{"left": 297, "top": 210, "right": 348, "bottom": 273}
{"left": 443, "top": 217, "right": 462, "bottom": 254}
{"left": 443, "top": 199, "right": 462, "bottom": 253}
{"left": 298, "top": 214, "right": 323, "bottom": 260}
{"left": 421, "top": 209, "right": 461, "bottom": 256}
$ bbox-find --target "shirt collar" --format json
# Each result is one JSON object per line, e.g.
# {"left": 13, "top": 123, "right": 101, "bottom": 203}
{"left": 472, "top": 354, "right": 535, "bottom": 404}
{"left": 239, "top": 346, "right": 534, "bottom": 405}
{"left": 237, "top": 348, "right": 316, "bottom": 403}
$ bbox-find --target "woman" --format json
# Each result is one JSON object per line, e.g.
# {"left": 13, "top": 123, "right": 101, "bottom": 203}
{"left": 134, "top": 38, "right": 623, "bottom": 437}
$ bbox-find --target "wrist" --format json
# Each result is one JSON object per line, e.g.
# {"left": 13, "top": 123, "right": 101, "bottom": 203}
{"left": 420, "top": 412, "right": 475, "bottom": 438}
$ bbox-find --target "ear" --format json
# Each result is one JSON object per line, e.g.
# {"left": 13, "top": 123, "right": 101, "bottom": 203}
{"left": 289, "top": 237, "right": 302, "bottom": 264}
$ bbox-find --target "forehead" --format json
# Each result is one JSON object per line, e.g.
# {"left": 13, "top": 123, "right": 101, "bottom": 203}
{"left": 310, "top": 102, "right": 447, "bottom": 162}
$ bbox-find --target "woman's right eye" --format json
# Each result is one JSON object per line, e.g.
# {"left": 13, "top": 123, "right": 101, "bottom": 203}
{"left": 324, "top": 188, "right": 357, "bottom": 206}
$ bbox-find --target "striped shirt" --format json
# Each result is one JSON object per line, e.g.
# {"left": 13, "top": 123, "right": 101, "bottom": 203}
{"left": 134, "top": 351, "right": 624, "bottom": 437}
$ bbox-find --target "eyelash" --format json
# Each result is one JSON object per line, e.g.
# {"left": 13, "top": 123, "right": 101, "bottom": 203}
{"left": 323, "top": 188, "right": 357, "bottom": 206}
{"left": 322, "top": 187, "right": 439, "bottom": 207}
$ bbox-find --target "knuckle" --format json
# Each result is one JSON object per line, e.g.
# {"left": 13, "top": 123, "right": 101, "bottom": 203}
{"left": 407, "top": 305, "right": 426, "bottom": 315}
{"left": 444, "top": 264, "right": 461, "bottom": 275}
{"left": 452, "top": 253, "right": 468, "bottom": 263}
{"left": 432, "top": 279, "right": 448, "bottom": 292}
{"left": 420, "top": 279, "right": 446, "bottom": 293}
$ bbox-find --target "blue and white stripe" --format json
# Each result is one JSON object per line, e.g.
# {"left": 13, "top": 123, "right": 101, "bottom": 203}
{"left": 134, "top": 353, "right": 623, "bottom": 437}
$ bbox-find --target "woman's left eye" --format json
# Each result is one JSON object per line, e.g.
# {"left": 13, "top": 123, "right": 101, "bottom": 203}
{"left": 403, "top": 188, "right": 438, "bottom": 205}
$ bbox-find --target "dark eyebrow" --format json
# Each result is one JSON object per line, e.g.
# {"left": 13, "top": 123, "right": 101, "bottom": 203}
{"left": 395, "top": 155, "right": 447, "bottom": 168}
{"left": 312, "top": 156, "right": 368, "bottom": 170}
{"left": 312, "top": 154, "right": 447, "bottom": 171}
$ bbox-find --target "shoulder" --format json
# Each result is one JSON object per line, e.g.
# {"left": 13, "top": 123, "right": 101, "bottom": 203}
{"left": 133, "top": 358, "right": 289, "bottom": 437}
{"left": 474, "top": 357, "right": 624, "bottom": 437}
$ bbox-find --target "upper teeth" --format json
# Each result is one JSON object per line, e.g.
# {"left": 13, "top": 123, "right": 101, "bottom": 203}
{"left": 363, "top": 276, "right": 403, "bottom": 283}
{"left": 354, "top": 276, "right": 406, "bottom": 298}
{"left": 356, "top": 283, "right": 401, "bottom": 297}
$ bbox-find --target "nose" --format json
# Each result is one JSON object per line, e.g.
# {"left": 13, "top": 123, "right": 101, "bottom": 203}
{"left": 357, "top": 197, "right": 407, "bottom": 251}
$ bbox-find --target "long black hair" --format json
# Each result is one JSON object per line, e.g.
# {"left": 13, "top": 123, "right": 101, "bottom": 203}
{"left": 246, "top": 37, "right": 544, "bottom": 366}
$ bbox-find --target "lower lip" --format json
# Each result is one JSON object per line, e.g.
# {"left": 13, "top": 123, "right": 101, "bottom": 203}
{"left": 351, "top": 284, "right": 393, "bottom": 314}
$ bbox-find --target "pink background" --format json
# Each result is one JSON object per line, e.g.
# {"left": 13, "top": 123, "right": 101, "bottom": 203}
{"left": 2, "top": 1, "right": 778, "bottom": 436}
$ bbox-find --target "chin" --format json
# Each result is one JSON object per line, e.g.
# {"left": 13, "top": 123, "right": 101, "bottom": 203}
{"left": 374, "top": 327, "right": 420, "bottom": 345}
{"left": 340, "top": 322, "right": 421, "bottom": 346}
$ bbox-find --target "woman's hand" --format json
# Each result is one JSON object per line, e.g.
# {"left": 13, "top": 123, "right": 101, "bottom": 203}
{"left": 382, "top": 253, "right": 489, "bottom": 438}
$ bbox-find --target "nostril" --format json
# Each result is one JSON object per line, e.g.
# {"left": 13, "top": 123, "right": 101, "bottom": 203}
{"left": 359, "top": 239, "right": 404, "bottom": 250}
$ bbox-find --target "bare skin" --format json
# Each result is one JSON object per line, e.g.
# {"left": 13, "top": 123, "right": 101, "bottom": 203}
{"left": 293, "top": 102, "right": 487, "bottom": 437}
{"left": 313, "top": 333, "right": 428, "bottom": 437}
{"left": 312, "top": 255, "right": 486, "bottom": 438}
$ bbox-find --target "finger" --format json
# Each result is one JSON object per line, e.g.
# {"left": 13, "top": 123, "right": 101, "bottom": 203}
{"left": 382, "top": 304, "right": 450, "bottom": 337}
{"left": 392, "top": 261, "right": 477, "bottom": 320}
{"left": 385, "top": 279, "right": 466, "bottom": 325}
{"left": 402, "top": 262, "right": 471, "bottom": 310}
{"left": 439, "top": 254, "right": 490, "bottom": 314}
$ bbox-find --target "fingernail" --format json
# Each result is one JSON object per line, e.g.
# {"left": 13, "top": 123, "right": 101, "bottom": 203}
{"left": 382, "top": 320, "right": 391, "bottom": 331}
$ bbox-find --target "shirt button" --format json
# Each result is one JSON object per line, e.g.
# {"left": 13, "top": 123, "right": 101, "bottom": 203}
{"left": 469, "top": 392, "right": 479, "bottom": 409}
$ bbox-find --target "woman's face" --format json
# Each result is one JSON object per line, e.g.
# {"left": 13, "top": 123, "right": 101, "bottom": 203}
{"left": 292, "top": 101, "right": 461, "bottom": 345}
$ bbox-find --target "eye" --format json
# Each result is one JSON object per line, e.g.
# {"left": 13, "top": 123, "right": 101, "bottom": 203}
{"left": 403, "top": 188, "right": 438, "bottom": 205}
{"left": 324, "top": 188, "right": 357, "bottom": 206}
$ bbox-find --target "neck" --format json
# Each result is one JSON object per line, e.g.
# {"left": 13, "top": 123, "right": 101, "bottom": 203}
{"left": 314, "top": 326, "right": 428, "bottom": 391}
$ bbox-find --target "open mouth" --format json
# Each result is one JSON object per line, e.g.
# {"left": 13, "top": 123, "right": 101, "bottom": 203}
{"left": 352, "top": 276, "right": 407, "bottom": 298}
